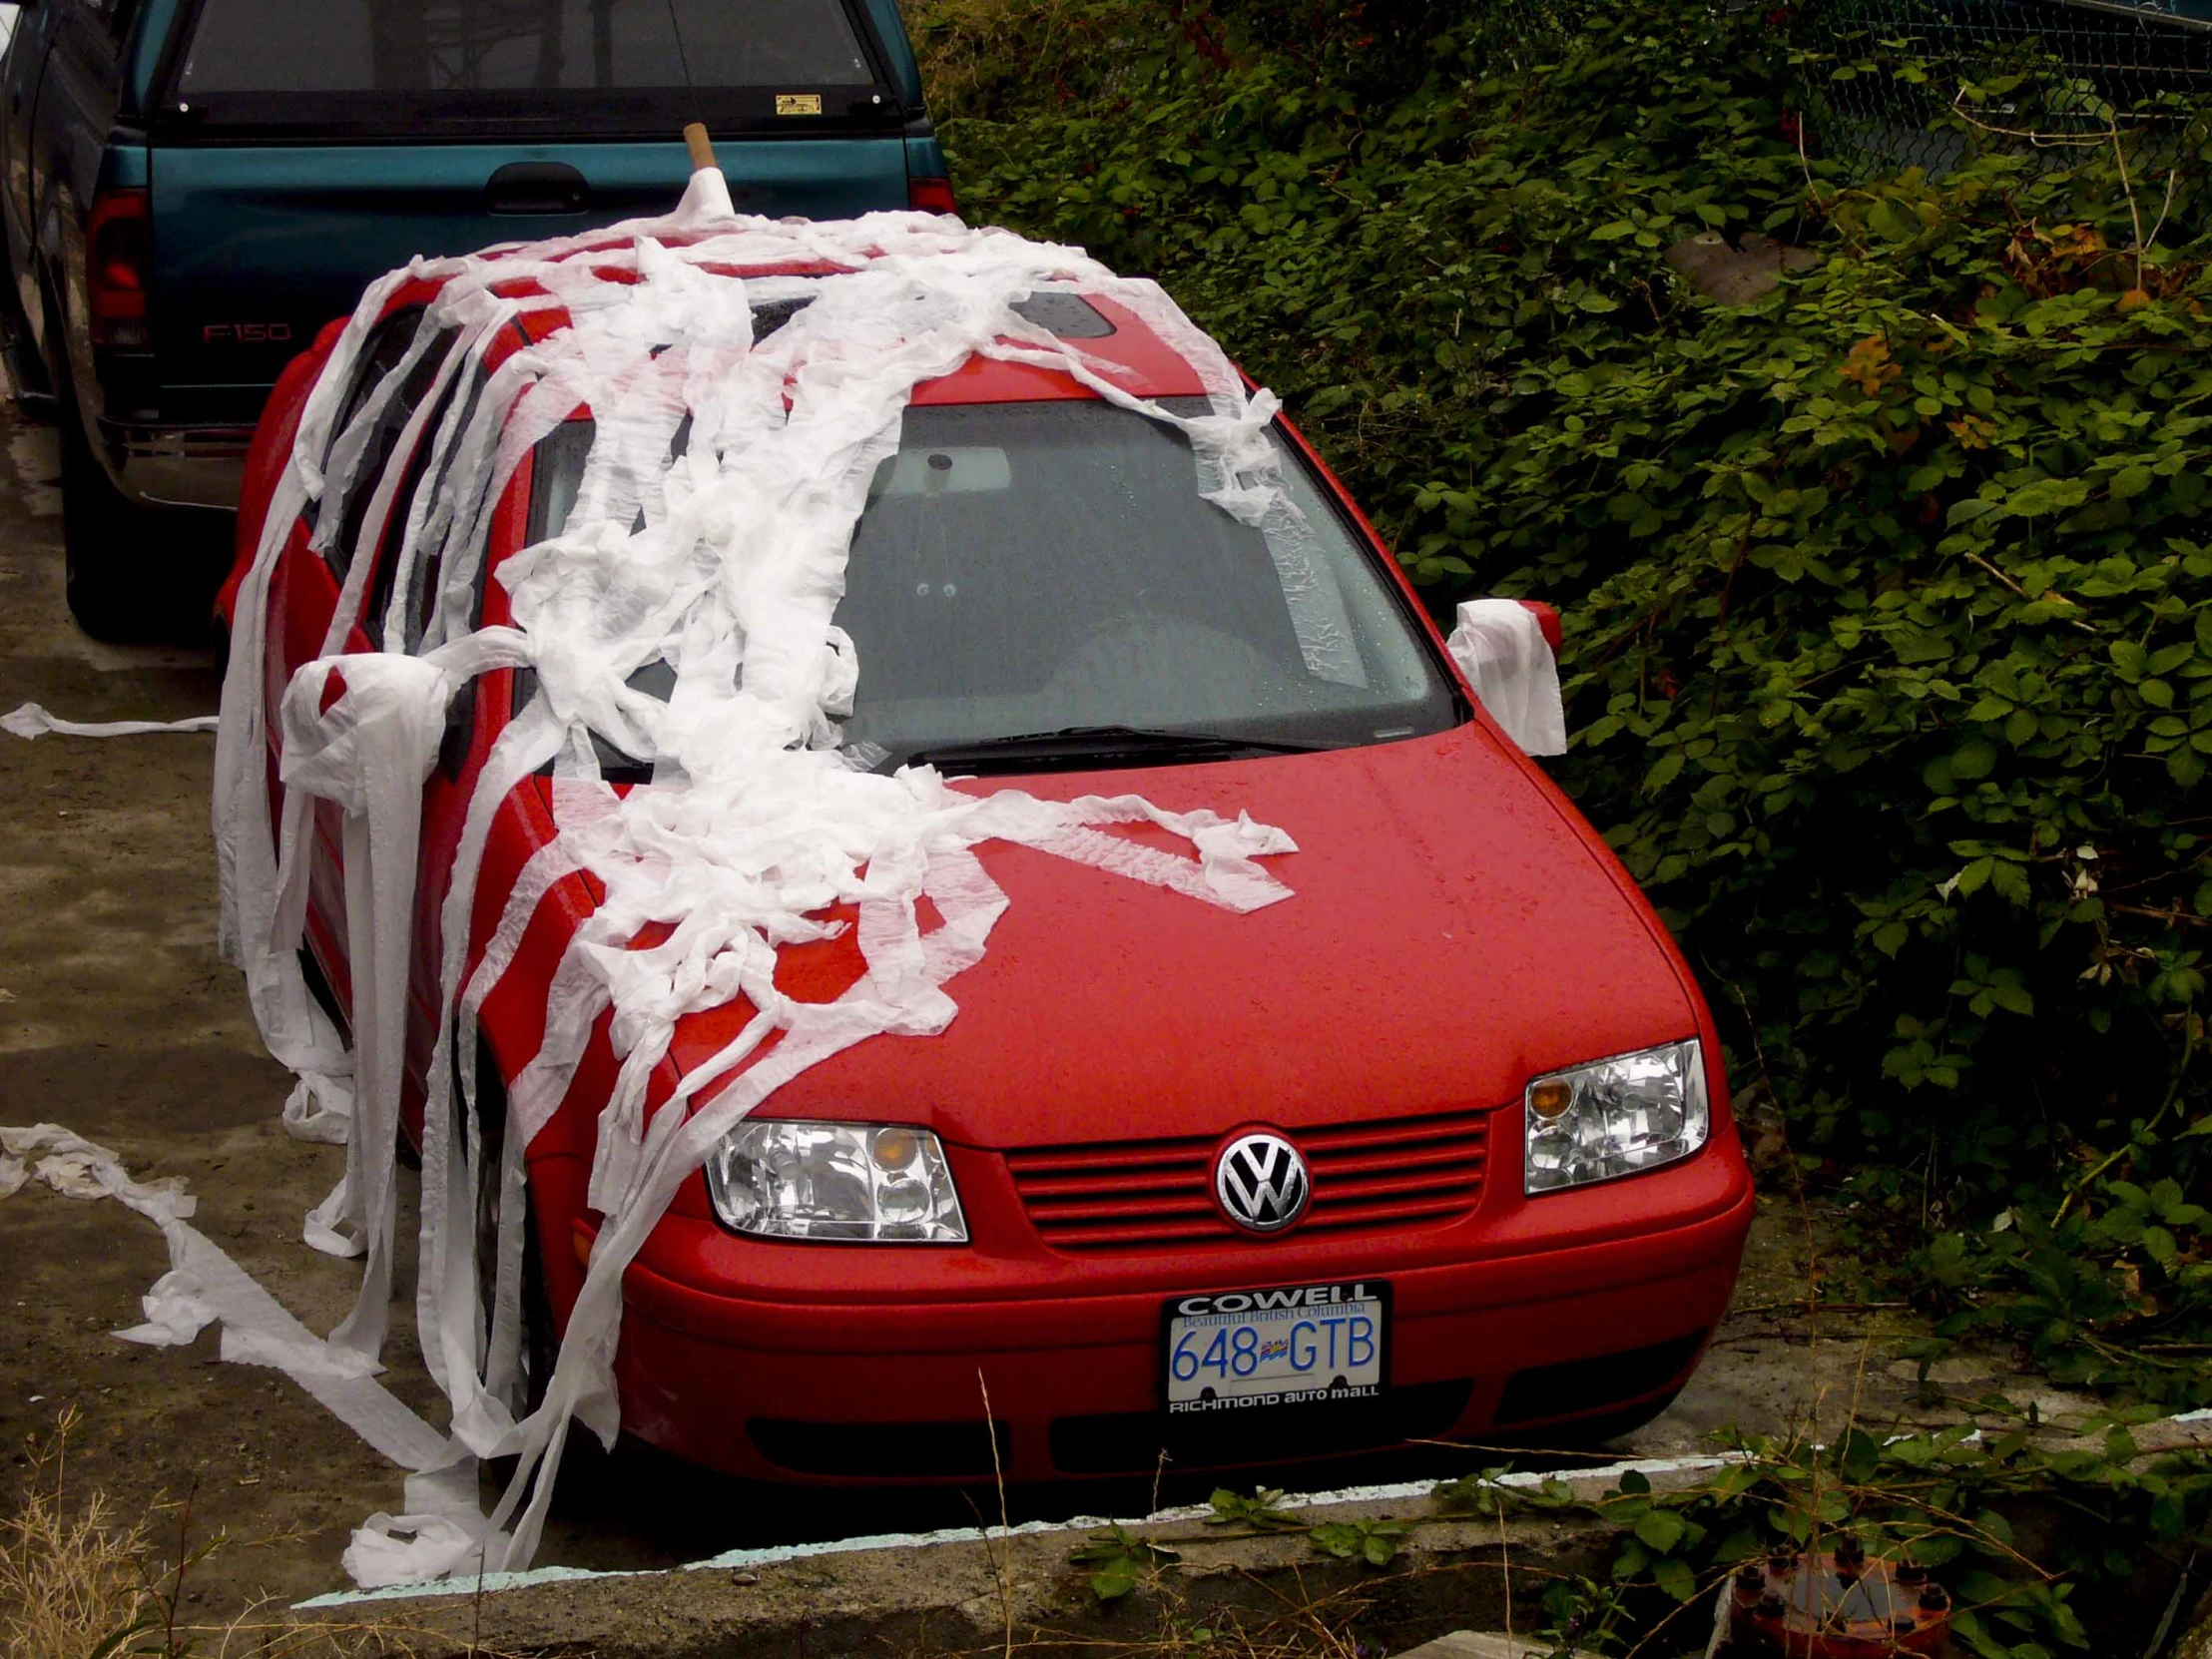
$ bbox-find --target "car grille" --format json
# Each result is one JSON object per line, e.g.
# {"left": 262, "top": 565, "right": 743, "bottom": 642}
{"left": 1004, "top": 1108, "right": 1492, "bottom": 1253}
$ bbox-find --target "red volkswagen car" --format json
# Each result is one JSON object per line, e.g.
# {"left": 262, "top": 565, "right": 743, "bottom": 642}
{"left": 222, "top": 248, "right": 1754, "bottom": 1487}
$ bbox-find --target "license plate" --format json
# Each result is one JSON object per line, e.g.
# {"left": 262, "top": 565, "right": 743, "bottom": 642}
{"left": 1162, "top": 1281, "right": 1388, "bottom": 1413}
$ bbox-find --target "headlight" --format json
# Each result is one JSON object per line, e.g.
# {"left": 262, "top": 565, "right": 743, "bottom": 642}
{"left": 1524, "top": 1039, "right": 1710, "bottom": 1195}
{"left": 705, "top": 1121, "right": 968, "bottom": 1242}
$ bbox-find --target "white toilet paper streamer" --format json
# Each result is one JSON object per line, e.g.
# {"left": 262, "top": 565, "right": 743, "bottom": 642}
{"left": 200, "top": 171, "right": 1316, "bottom": 1585}
{"left": 3, "top": 702, "right": 219, "bottom": 739}
{"left": 0, "top": 1125, "right": 507, "bottom": 1581}
{"left": 5, "top": 695, "right": 360, "bottom": 1217}
{"left": 0, "top": 1126, "right": 466, "bottom": 1491}
{"left": 1444, "top": 599, "right": 1568, "bottom": 758}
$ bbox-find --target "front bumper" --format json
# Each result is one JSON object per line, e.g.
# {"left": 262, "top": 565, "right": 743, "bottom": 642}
{"left": 570, "top": 1147, "right": 1757, "bottom": 1484}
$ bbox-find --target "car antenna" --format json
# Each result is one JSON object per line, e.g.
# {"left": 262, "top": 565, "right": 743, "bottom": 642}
{"left": 663, "top": 0, "right": 721, "bottom": 184}
{"left": 661, "top": 0, "right": 730, "bottom": 218}
{"left": 685, "top": 121, "right": 717, "bottom": 173}
{"left": 663, "top": 0, "right": 702, "bottom": 134}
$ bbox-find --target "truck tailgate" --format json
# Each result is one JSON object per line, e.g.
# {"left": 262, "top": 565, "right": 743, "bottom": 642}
{"left": 148, "top": 136, "right": 908, "bottom": 421}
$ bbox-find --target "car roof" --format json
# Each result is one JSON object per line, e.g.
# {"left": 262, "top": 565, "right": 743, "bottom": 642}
{"left": 438, "top": 245, "right": 1212, "bottom": 411}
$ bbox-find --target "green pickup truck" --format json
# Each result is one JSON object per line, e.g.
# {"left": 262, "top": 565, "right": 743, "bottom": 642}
{"left": 0, "top": 0, "right": 948, "bottom": 636}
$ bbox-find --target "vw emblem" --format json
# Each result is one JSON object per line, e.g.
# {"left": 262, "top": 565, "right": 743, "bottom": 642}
{"left": 1215, "top": 1132, "right": 1311, "bottom": 1234}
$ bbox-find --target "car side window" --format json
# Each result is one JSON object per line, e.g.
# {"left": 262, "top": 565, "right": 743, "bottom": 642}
{"left": 365, "top": 354, "right": 490, "bottom": 654}
{"left": 509, "top": 420, "right": 665, "bottom": 783}
{"left": 313, "top": 306, "right": 455, "bottom": 585}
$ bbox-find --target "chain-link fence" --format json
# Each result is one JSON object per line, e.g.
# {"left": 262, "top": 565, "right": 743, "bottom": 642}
{"left": 1792, "top": 0, "right": 2212, "bottom": 178}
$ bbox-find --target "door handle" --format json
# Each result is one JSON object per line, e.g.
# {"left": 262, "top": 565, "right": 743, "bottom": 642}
{"left": 483, "top": 162, "right": 589, "bottom": 217}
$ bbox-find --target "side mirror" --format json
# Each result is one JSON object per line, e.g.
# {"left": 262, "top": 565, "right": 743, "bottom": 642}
{"left": 1446, "top": 598, "right": 1569, "bottom": 758}
{"left": 1514, "top": 600, "right": 1563, "bottom": 656}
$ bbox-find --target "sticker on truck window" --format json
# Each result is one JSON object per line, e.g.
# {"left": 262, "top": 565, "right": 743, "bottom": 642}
{"left": 776, "top": 94, "right": 824, "bottom": 116}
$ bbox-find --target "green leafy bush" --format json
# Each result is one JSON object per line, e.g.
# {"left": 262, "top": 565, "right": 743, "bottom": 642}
{"left": 922, "top": 0, "right": 2212, "bottom": 1391}
{"left": 1441, "top": 1420, "right": 2205, "bottom": 1655}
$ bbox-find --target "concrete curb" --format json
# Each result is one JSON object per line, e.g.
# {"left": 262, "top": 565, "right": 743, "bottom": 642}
{"left": 284, "top": 1456, "right": 1734, "bottom": 1658}
{"left": 276, "top": 1410, "right": 2212, "bottom": 1657}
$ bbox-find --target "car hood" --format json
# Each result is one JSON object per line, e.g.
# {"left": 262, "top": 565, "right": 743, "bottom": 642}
{"left": 666, "top": 721, "right": 1702, "bottom": 1150}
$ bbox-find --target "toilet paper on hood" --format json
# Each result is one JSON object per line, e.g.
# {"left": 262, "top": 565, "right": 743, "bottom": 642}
{"left": 211, "top": 176, "right": 1310, "bottom": 1583}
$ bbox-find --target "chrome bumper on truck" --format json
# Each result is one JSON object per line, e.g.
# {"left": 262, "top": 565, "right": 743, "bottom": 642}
{"left": 95, "top": 417, "right": 254, "bottom": 512}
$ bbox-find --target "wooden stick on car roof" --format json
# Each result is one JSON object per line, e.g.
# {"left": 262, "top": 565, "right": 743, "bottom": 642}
{"left": 684, "top": 123, "right": 718, "bottom": 173}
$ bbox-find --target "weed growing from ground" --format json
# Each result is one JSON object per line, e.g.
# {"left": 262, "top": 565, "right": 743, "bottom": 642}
{"left": 0, "top": 1409, "right": 150, "bottom": 1659}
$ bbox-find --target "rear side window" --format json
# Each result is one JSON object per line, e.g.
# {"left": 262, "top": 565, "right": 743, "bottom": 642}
{"left": 315, "top": 306, "right": 457, "bottom": 584}
{"left": 366, "top": 354, "right": 491, "bottom": 653}
{"left": 174, "top": 0, "right": 889, "bottom": 135}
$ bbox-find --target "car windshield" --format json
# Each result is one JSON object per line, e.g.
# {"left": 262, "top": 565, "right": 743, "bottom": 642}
{"left": 527, "top": 396, "right": 1458, "bottom": 773}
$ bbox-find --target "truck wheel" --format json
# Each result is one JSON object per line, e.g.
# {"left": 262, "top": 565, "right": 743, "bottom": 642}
{"left": 57, "top": 373, "right": 163, "bottom": 641}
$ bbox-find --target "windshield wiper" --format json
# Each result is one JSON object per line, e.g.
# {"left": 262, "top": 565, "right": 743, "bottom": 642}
{"left": 901, "top": 724, "right": 1327, "bottom": 775}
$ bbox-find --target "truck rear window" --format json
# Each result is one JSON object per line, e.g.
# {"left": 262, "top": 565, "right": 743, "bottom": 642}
{"left": 173, "top": 0, "right": 888, "bottom": 135}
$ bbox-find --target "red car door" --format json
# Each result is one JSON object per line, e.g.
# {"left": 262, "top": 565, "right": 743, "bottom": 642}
{"left": 393, "top": 398, "right": 529, "bottom": 1128}
{"left": 343, "top": 314, "right": 542, "bottom": 1131}
{"left": 261, "top": 300, "right": 460, "bottom": 1022}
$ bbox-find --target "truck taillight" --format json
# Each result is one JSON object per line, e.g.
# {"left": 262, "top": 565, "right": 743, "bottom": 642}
{"left": 87, "top": 189, "right": 151, "bottom": 348}
{"left": 907, "top": 176, "right": 958, "bottom": 217}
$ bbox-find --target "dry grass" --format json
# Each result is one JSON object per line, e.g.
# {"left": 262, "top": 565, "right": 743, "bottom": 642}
{"left": 0, "top": 1409, "right": 153, "bottom": 1659}
{"left": 0, "top": 1410, "right": 543, "bottom": 1659}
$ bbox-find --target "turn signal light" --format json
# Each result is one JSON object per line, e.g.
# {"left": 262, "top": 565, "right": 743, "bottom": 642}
{"left": 1528, "top": 1080, "right": 1574, "bottom": 1120}
{"left": 87, "top": 189, "right": 152, "bottom": 348}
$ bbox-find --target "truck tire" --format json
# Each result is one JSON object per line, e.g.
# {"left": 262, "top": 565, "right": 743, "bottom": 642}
{"left": 56, "top": 358, "right": 163, "bottom": 641}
